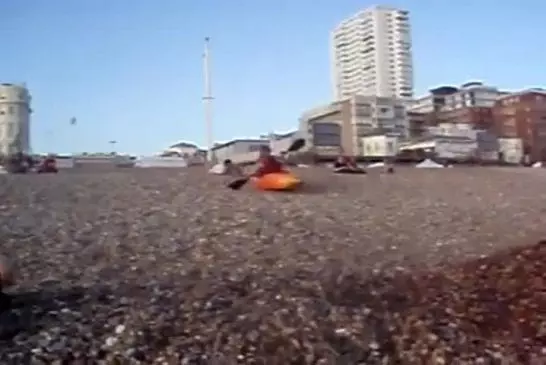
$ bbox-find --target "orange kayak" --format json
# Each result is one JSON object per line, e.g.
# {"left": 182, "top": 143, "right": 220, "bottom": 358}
{"left": 253, "top": 172, "right": 302, "bottom": 191}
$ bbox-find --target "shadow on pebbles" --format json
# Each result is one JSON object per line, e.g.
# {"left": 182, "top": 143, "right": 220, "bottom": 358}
{"left": 0, "top": 168, "right": 544, "bottom": 364}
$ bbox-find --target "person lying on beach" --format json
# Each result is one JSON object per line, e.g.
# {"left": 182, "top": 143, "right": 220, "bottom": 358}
{"left": 333, "top": 153, "right": 358, "bottom": 169}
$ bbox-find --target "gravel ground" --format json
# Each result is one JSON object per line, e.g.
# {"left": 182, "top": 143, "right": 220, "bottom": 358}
{"left": 0, "top": 166, "right": 544, "bottom": 364}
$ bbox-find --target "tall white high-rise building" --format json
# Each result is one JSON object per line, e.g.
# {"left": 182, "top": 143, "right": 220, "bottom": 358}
{"left": 0, "top": 83, "right": 31, "bottom": 156}
{"left": 331, "top": 6, "right": 414, "bottom": 100}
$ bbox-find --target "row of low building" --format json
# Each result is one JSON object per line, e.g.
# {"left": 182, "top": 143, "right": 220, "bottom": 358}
{"left": 166, "top": 82, "right": 544, "bottom": 165}
{"left": 44, "top": 153, "right": 199, "bottom": 169}
{"left": 297, "top": 82, "right": 546, "bottom": 164}
{"left": 161, "top": 133, "right": 303, "bottom": 165}
{"left": 405, "top": 83, "right": 546, "bottom": 163}
{"left": 3, "top": 80, "right": 540, "bottom": 166}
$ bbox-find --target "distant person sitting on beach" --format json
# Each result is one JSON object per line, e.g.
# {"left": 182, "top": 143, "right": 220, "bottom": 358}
{"left": 223, "top": 159, "right": 244, "bottom": 177}
{"left": 383, "top": 157, "right": 395, "bottom": 174}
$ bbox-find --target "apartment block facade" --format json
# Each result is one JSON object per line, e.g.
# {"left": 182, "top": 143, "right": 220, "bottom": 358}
{"left": 331, "top": 6, "right": 413, "bottom": 100}
{"left": 493, "top": 90, "right": 546, "bottom": 162}
{"left": 408, "top": 82, "right": 506, "bottom": 137}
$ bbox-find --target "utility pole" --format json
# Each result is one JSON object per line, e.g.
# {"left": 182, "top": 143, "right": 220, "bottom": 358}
{"left": 202, "top": 37, "right": 216, "bottom": 164}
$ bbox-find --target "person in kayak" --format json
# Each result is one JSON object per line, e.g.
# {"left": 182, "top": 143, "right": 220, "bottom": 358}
{"left": 250, "top": 145, "right": 285, "bottom": 178}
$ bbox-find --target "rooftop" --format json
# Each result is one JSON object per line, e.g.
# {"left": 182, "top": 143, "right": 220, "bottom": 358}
{"left": 210, "top": 138, "right": 268, "bottom": 151}
{"left": 168, "top": 141, "right": 198, "bottom": 149}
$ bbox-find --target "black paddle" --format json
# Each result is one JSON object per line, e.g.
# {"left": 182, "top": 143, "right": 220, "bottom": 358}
{"left": 227, "top": 138, "right": 306, "bottom": 190}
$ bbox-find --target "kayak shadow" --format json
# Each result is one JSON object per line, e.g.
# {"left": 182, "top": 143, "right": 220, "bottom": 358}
{"left": 293, "top": 182, "right": 329, "bottom": 195}
{"left": 246, "top": 182, "right": 328, "bottom": 195}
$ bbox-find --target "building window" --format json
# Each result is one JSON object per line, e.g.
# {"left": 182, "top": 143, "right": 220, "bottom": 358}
{"left": 386, "top": 141, "right": 394, "bottom": 154}
{"left": 356, "top": 124, "right": 372, "bottom": 137}
{"left": 394, "top": 107, "right": 405, "bottom": 118}
{"left": 312, "top": 123, "right": 341, "bottom": 146}
{"left": 8, "top": 106, "right": 14, "bottom": 114}
{"left": 6, "top": 123, "right": 13, "bottom": 139}
{"left": 249, "top": 144, "right": 268, "bottom": 152}
{"left": 355, "top": 104, "right": 371, "bottom": 116}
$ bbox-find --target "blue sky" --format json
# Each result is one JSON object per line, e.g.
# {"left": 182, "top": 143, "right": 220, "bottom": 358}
{"left": 1, "top": 0, "right": 544, "bottom": 155}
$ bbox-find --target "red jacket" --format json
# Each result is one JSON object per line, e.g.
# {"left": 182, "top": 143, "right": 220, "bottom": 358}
{"left": 251, "top": 156, "right": 284, "bottom": 177}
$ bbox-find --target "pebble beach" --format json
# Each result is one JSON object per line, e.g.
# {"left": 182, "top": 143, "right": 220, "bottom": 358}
{"left": 0, "top": 166, "right": 544, "bottom": 364}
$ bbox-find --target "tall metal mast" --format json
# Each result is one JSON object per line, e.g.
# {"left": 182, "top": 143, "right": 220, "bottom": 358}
{"left": 202, "top": 37, "right": 215, "bottom": 163}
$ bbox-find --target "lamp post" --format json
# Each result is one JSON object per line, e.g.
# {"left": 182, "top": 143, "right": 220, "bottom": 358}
{"left": 203, "top": 37, "right": 216, "bottom": 164}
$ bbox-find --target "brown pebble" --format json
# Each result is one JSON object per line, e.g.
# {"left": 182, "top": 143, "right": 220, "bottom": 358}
{"left": 0, "top": 167, "right": 544, "bottom": 363}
